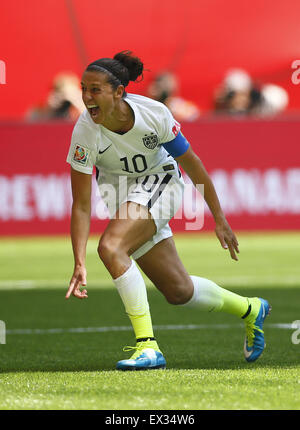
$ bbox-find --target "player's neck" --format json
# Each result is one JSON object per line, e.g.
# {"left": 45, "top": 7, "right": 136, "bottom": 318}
{"left": 103, "top": 100, "right": 134, "bottom": 134}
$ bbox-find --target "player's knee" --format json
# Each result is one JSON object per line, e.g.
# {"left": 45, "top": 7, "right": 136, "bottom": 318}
{"left": 97, "top": 235, "right": 123, "bottom": 265}
{"left": 164, "top": 286, "right": 192, "bottom": 306}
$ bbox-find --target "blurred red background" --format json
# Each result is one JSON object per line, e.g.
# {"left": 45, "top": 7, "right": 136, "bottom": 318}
{"left": 1, "top": 0, "right": 300, "bottom": 119}
{"left": 1, "top": 119, "right": 299, "bottom": 235}
{"left": 1, "top": 0, "right": 300, "bottom": 235}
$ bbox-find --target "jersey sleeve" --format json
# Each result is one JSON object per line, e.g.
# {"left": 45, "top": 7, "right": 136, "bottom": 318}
{"left": 158, "top": 104, "right": 190, "bottom": 158}
{"left": 66, "top": 120, "right": 98, "bottom": 174}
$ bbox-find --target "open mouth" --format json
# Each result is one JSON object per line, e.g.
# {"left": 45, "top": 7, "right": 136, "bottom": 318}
{"left": 87, "top": 104, "right": 100, "bottom": 119}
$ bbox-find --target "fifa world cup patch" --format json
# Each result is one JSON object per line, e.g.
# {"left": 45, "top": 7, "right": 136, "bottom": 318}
{"left": 73, "top": 145, "right": 89, "bottom": 166}
{"left": 143, "top": 133, "right": 159, "bottom": 149}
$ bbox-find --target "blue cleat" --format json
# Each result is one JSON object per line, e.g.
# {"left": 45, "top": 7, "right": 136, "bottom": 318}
{"left": 243, "top": 297, "right": 271, "bottom": 362}
{"left": 116, "top": 340, "right": 166, "bottom": 371}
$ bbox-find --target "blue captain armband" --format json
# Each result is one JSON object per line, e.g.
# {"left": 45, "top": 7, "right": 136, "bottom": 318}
{"left": 162, "top": 132, "right": 190, "bottom": 158}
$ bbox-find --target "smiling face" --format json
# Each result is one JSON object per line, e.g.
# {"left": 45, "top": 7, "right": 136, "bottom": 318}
{"left": 81, "top": 70, "right": 124, "bottom": 124}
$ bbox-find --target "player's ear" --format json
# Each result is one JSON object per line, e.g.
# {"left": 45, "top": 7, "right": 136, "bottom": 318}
{"left": 115, "top": 84, "right": 125, "bottom": 99}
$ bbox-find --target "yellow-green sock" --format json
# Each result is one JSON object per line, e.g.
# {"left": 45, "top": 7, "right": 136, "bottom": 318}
{"left": 128, "top": 312, "right": 160, "bottom": 350}
{"left": 128, "top": 312, "right": 154, "bottom": 340}
{"left": 187, "top": 275, "right": 249, "bottom": 318}
{"left": 113, "top": 260, "right": 159, "bottom": 349}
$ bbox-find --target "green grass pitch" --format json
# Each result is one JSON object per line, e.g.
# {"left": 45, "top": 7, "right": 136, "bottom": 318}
{"left": 0, "top": 232, "right": 299, "bottom": 410}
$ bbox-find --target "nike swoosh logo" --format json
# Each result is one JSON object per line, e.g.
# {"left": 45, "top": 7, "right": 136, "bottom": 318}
{"left": 243, "top": 338, "right": 253, "bottom": 358}
{"left": 98, "top": 145, "right": 112, "bottom": 154}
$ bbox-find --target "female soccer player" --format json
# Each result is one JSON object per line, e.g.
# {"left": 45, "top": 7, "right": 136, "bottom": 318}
{"left": 65, "top": 51, "right": 271, "bottom": 370}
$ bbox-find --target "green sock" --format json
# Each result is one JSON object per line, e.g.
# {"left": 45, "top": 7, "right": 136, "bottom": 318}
{"left": 128, "top": 312, "right": 160, "bottom": 351}
{"left": 218, "top": 288, "right": 249, "bottom": 318}
{"left": 128, "top": 311, "right": 155, "bottom": 340}
{"left": 186, "top": 275, "right": 249, "bottom": 318}
{"left": 113, "top": 260, "right": 159, "bottom": 347}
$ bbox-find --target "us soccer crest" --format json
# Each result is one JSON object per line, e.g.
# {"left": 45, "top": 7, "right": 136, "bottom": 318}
{"left": 143, "top": 133, "right": 159, "bottom": 149}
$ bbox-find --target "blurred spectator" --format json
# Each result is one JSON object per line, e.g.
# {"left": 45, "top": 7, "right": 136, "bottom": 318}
{"left": 27, "top": 72, "right": 85, "bottom": 121}
{"left": 258, "top": 84, "right": 289, "bottom": 116}
{"left": 147, "top": 72, "right": 201, "bottom": 122}
{"left": 214, "top": 68, "right": 288, "bottom": 116}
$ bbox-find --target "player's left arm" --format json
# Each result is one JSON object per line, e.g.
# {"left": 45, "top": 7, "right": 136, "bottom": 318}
{"left": 175, "top": 145, "right": 239, "bottom": 261}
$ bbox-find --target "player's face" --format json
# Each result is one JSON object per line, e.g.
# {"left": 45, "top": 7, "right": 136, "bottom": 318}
{"left": 81, "top": 71, "right": 123, "bottom": 124}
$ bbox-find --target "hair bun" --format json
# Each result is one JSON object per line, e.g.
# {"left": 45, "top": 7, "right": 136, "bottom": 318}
{"left": 114, "top": 51, "right": 144, "bottom": 82}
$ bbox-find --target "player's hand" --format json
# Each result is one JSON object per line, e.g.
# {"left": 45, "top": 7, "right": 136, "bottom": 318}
{"left": 65, "top": 265, "right": 88, "bottom": 299}
{"left": 215, "top": 217, "right": 239, "bottom": 261}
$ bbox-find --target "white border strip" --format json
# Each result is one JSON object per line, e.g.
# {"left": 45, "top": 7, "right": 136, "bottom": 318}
{"left": 5, "top": 323, "right": 295, "bottom": 335}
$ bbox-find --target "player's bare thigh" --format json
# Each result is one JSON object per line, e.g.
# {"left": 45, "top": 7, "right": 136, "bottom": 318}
{"left": 136, "top": 237, "right": 194, "bottom": 305}
{"left": 98, "top": 201, "right": 157, "bottom": 278}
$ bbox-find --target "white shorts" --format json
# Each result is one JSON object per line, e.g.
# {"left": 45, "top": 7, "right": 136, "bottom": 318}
{"left": 98, "top": 170, "right": 185, "bottom": 260}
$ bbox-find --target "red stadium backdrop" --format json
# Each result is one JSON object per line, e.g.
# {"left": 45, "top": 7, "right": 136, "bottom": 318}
{"left": 1, "top": 1, "right": 300, "bottom": 234}
{"left": 1, "top": 119, "right": 300, "bottom": 235}
{"left": 1, "top": 0, "right": 300, "bottom": 118}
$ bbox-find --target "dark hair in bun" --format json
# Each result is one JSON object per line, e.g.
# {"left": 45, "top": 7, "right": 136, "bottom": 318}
{"left": 85, "top": 51, "right": 144, "bottom": 96}
{"left": 113, "top": 51, "right": 144, "bottom": 82}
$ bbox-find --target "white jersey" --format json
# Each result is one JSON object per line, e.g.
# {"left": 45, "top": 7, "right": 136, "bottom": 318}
{"left": 66, "top": 93, "right": 182, "bottom": 184}
{"left": 66, "top": 94, "right": 186, "bottom": 260}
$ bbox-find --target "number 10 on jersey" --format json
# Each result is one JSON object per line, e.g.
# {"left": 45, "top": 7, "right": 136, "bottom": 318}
{"left": 120, "top": 154, "right": 148, "bottom": 173}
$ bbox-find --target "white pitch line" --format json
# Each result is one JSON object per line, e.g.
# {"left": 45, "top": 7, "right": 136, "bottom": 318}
{"left": 0, "top": 280, "right": 37, "bottom": 289}
{"left": 5, "top": 323, "right": 297, "bottom": 336}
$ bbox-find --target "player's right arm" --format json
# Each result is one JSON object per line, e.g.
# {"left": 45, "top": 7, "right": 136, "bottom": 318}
{"left": 65, "top": 167, "right": 92, "bottom": 300}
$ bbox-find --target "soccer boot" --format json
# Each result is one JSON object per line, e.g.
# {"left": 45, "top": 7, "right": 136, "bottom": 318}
{"left": 116, "top": 338, "right": 166, "bottom": 371}
{"left": 243, "top": 297, "right": 271, "bottom": 362}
